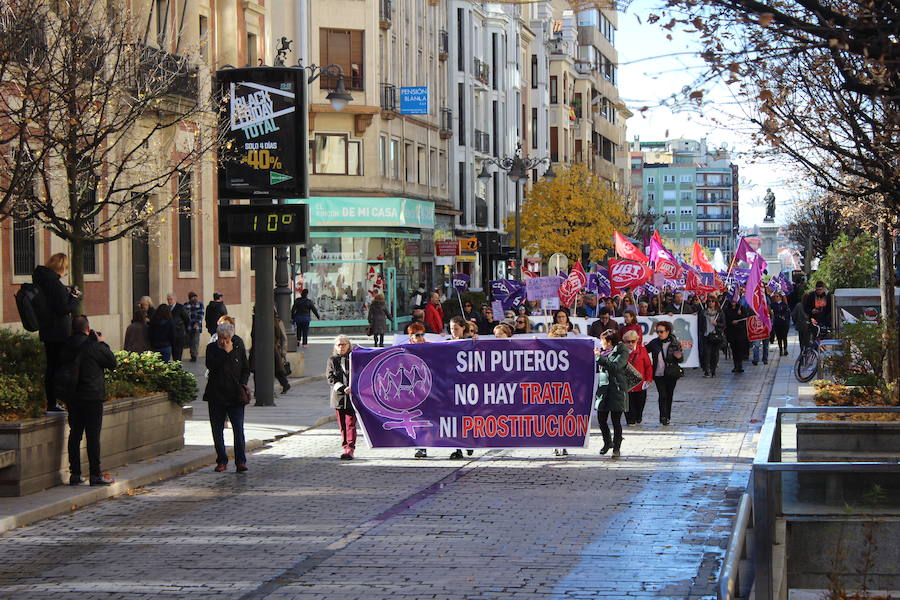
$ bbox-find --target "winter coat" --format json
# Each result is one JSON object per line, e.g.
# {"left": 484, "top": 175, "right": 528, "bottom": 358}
{"left": 645, "top": 334, "right": 685, "bottom": 378}
{"left": 723, "top": 302, "right": 749, "bottom": 343}
{"left": 327, "top": 351, "right": 354, "bottom": 411}
{"left": 59, "top": 332, "right": 117, "bottom": 403}
{"left": 802, "top": 291, "right": 832, "bottom": 328}
{"left": 169, "top": 302, "right": 190, "bottom": 342}
{"left": 627, "top": 343, "right": 654, "bottom": 392}
{"left": 588, "top": 317, "right": 619, "bottom": 339}
{"left": 791, "top": 302, "right": 809, "bottom": 333}
{"left": 424, "top": 302, "right": 444, "bottom": 334}
{"left": 771, "top": 300, "right": 791, "bottom": 333}
{"left": 123, "top": 322, "right": 151, "bottom": 353}
{"left": 203, "top": 339, "right": 250, "bottom": 406}
{"left": 205, "top": 300, "right": 228, "bottom": 334}
{"left": 291, "top": 297, "right": 320, "bottom": 320}
{"left": 32, "top": 265, "right": 79, "bottom": 344}
{"left": 595, "top": 342, "right": 631, "bottom": 413}
{"left": 698, "top": 308, "right": 725, "bottom": 340}
{"left": 148, "top": 317, "right": 176, "bottom": 350}
{"left": 249, "top": 317, "right": 289, "bottom": 377}
{"left": 368, "top": 300, "right": 391, "bottom": 335}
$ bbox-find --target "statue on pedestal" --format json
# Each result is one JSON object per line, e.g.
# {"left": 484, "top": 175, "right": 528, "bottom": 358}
{"left": 764, "top": 188, "right": 776, "bottom": 222}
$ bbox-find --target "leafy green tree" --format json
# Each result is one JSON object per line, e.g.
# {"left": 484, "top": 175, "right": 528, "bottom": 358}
{"left": 809, "top": 233, "right": 876, "bottom": 293}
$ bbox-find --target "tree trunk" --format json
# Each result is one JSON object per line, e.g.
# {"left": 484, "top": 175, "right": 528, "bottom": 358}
{"left": 877, "top": 221, "right": 899, "bottom": 403}
{"left": 69, "top": 236, "right": 85, "bottom": 317}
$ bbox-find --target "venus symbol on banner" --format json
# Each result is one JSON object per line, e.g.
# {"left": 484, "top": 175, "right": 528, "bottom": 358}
{"left": 354, "top": 348, "right": 434, "bottom": 437}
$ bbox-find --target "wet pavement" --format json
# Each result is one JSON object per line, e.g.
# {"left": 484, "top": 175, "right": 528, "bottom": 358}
{"left": 0, "top": 345, "right": 780, "bottom": 599}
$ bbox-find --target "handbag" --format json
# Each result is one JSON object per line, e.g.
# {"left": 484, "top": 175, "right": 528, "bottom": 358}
{"left": 239, "top": 383, "right": 252, "bottom": 405}
{"left": 622, "top": 361, "right": 644, "bottom": 391}
{"left": 283, "top": 360, "right": 292, "bottom": 376}
{"left": 707, "top": 330, "right": 724, "bottom": 345}
{"left": 664, "top": 362, "right": 684, "bottom": 379}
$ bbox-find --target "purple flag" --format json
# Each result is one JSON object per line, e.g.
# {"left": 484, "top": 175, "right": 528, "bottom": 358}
{"left": 490, "top": 279, "right": 526, "bottom": 311}
{"left": 452, "top": 273, "right": 470, "bottom": 294}
{"left": 586, "top": 267, "right": 611, "bottom": 297}
{"left": 350, "top": 339, "right": 596, "bottom": 448}
{"left": 649, "top": 236, "right": 675, "bottom": 265}
{"left": 743, "top": 259, "right": 771, "bottom": 329}
{"left": 734, "top": 237, "right": 769, "bottom": 272}
{"left": 644, "top": 282, "right": 660, "bottom": 296}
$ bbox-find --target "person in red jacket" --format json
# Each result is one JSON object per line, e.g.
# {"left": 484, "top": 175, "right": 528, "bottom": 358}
{"left": 424, "top": 292, "right": 445, "bottom": 334}
{"left": 623, "top": 329, "right": 653, "bottom": 425}
{"left": 620, "top": 309, "right": 643, "bottom": 345}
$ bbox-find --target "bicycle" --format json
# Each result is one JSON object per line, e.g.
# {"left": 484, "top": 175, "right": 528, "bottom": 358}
{"left": 794, "top": 324, "right": 841, "bottom": 382}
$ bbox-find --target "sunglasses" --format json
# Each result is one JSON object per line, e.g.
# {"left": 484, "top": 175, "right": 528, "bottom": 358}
{"left": 656, "top": 329, "right": 667, "bottom": 334}
{"left": 516, "top": 320, "right": 526, "bottom": 324}
{"left": 412, "top": 333, "right": 425, "bottom": 338}
{"left": 625, "top": 340, "right": 638, "bottom": 344}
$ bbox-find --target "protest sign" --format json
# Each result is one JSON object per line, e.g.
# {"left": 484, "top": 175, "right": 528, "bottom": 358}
{"left": 351, "top": 338, "right": 596, "bottom": 449}
{"left": 525, "top": 276, "right": 563, "bottom": 300}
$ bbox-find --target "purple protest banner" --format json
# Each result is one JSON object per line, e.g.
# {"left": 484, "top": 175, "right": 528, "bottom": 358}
{"left": 350, "top": 338, "right": 596, "bottom": 448}
{"left": 525, "top": 275, "right": 563, "bottom": 300}
{"left": 452, "top": 273, "right": 470, "bottom": 294}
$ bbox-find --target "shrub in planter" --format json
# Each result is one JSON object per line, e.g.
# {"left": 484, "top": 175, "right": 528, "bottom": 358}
{"left": 107, "top": 351, "right": 197, "bottom": 405}
{"left": 0, "top": 374, "right": 44, "bottom": 421}
{"left": 822, "top": 322, "right": 887, "bottom": 389}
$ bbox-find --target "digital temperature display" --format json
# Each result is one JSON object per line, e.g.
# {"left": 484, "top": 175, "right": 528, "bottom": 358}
{"left": 218, "top": 204, "right": 308, "bottom": 246}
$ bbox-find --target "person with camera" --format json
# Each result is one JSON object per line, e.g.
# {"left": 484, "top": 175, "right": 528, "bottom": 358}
{"left": 32, "top": 253, "right": 82, "bottom": 413}
{"left": 60, "top": 315, "right": 117, "bottom": 486}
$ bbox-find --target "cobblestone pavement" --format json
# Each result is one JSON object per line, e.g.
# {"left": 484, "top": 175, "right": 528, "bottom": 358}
{"left": 0, "top": 355, "right": 777, "bottom": 600}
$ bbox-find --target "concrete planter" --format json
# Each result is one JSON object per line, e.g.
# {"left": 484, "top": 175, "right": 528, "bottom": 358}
{"left": 0, "top": 393, "right": 189, "bottom": 496}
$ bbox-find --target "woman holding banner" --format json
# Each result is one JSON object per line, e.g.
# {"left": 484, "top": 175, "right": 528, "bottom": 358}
{"left": 594, "top": 330, "right": 630, "bottom": 457}
{"left": 620, "top": 309, "right": 643, "bottom": 344}
{"left": 646, "top": 321, "right": 684, "bottom": 426}
{"left": 408, "top": 323, "right": 431, "bottom": 459}
{"left": 552, "top": 309, "right": 579, "bottom": 333}
{"left": 326, "top": 335, "right": 357, "bottom": 460}
{"left": 448, "top": 317, "right": 474, "bottom": 460}
{"left": 723, "top": 298, "right": 750, "bottom": 373}
{"left": 624, "top": 330, "right": 653, "bottom": 425}
{"left": 699, "top": 297, "right": 726, "bottom": 378}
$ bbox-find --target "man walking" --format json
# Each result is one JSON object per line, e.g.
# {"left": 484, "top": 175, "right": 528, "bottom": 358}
{"left": 205, "top": 292, "right": 228, "bottom": 335}
{"left": 167, "top": 294, "right": 190, "bottom": 361}
{"left": 61, "top": 315, "right": 117, "bottom": 486}
{"left": 185, "top": 292, "right": 204, "bottom": 362}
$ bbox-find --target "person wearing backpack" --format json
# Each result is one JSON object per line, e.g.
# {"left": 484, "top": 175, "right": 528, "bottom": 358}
{"left": 205, "top": 293, "right": 227, "bottom": 335}
{"left": 58, "top": 315, "right": 117, "bottom": 486}
{"left": 32, "top": 253, "right": 81, "bottom": 413}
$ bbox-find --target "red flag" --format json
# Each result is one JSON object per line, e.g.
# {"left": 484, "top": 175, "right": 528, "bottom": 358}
{"left": 609, "top": 259, "right": 651, "bottom": 295}
{"left": 521, "top": 267, "right": 536, "bottom": 279}
{"left": 747, "top": 314, "right": 770, "bottom": 341}
{"left": 558, "top": 261, "right": 587, "bottom": 306}
{"left": 652, "top": 230, "right": 664, "bottom": 245}
{"left": 686, "top": 269, "right": 718, "bottom": 294}
{"left": 614, "top": 231, "right": 649, "bottom": 262}
{"left": 691, "top": 242, "right": 715, "bottom": 273}
{"left": 653, "top": 257, "right": 682, "bottom": 280}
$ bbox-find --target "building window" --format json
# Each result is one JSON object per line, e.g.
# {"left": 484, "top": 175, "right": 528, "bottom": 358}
{"left": 457, "top": 82, "right": 465, "bottom": 145}
{"left": 531, "top": 107, "right": 538, "bottom": 149}
{"left": 156, "top": 0, "right": 168, "bottom": 45}
{"left": 319, "top": 29, "right": 364, "bottom": 90}
{"left": 12, "top": 217, "right": 36, "bottom": 276}
{"left": 549, "top": 75, "right": 558, "bottom": 104}
{"left": 647, "top": 176, "right": 655, "bottom": 184}
{"left": 379, "top": 135, "right": 387, "bottom": 177}
{"left": 390, "top": 139, "right": 400, "bottom": 179}
{"left": 662, "top": 222, "right": 675, "bottom": 232}
{"left": 492, "top": 176, "right": 499, "bottom": 230}
{"left": 439, "top": 150, "right": 447, "bottom": 189}
{"left": 417, "top": 147, "right": 426, "bottom": 185}
{"left": 178, "top": 171, "right": 193, "bottom": 272}
{"left": 680, "top": 174, "right": 693, "bottom": 183}
{"left": 310, "top": 133, "right": 362, "bottom": 175}
{"left": 681, "top": 221, "right": 693, "bottom": 231}
{"left": 549, "top": 126, "right": 558, "bottom": 162}
{"left": 219, "top": 245, "right": 233, "bottom": 272}
{"left": 198, "top": 15, "right": 209, "bottom": 61}
{"left": 647, "top": 192, "right": 655, "bottom": 202}
{"left": 531, "top": 54, "right": 538, "bottom": 88}
{"left": 458, "top": 162, "right": 466, "bottom": 225}
{"left": 456, "top": 8, "right": 465, "bottom": 72}
{"left": 81, "top": 186, "right": 99, "bottom": 275}
{"left": 681, "top": 191, "right": 692, "bottom": 201}
{"left": 663, "top": 174, "right": 675, "bottom": 183}
{"left": 429, "top": 149, "right": 437, "bottom": 187}
{"left": 680, "top": 207, "right": 693, "bottom": 215}
{"left": 247, "top": 32, "right": 258, "bottom": 67}
{"left": 663, "top": 207, "right": 677, "bottom": 215}
{"left": 406, "top": 143, "right": 415, "bottom": 183}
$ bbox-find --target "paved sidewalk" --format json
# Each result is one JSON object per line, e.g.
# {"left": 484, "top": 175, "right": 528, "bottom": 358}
{"left": 0, "top": 343, "right": 786, "bottom": 599}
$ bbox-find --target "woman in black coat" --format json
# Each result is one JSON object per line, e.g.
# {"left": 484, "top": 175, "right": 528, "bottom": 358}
{"left": 723, "top": 298, "right": 750, "bottom": 373}
{"left": 645, "top": 321, "right": 684, "bottom": 426}
{"left": 148, "top": 304, "right": 176, "bottom": 362}
{"left": 204, "top": 321, "right": 251, "bottom": 472}
{"left": 32, "top": 253, "right": 81, "bottom": 412}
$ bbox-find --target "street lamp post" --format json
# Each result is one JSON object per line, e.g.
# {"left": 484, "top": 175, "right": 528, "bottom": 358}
{"left": 478, "top": 143, "right": 555, "bottom": 279}
{"left": 269, "top": 40, "right": 352, "bottom": 353}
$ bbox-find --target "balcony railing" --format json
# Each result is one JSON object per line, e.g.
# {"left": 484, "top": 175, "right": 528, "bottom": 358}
{"left": 473, "top": 57, "right": 490, "bottom": 85}
{"left": 697, "top": 228, "right": 729, "bottom": 236}
{"left": 697, "top": 212, "right": 732, "bottom": 220}
{"left": 474, "top": 129, "right": 490, "bottom": 154}
{"left": 697, "top": 195, "right": 731, "bottom": 204}
{"left": 380, "top": 83, "right": 397, "bottom": 112}
{"left": 124, "top": 44, "right": 198, "bottom": 100}
{"left": 439, "top": 29, "right": 449, "bottom": 60}
{"left": 379, "top": 0, "right": 392, "bottom": 28}
{"left": 439, "top": 107, "right": 453, "bottom": 139}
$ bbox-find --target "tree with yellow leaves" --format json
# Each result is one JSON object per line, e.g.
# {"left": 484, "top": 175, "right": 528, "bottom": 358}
{"left": 509, "top": 163, "right": 629, "bottom": 263}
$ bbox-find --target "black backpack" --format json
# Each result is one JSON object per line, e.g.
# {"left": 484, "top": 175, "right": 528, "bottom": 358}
{"left": 15, "top": 283, "right": 48, "bottom": 332}
{"left": 53, "top": 343, "right": 85, "bottom": 403}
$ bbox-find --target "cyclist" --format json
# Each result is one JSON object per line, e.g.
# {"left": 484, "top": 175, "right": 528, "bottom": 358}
{"left": 791, "top": 301, "right": 810, "bottom": 352}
